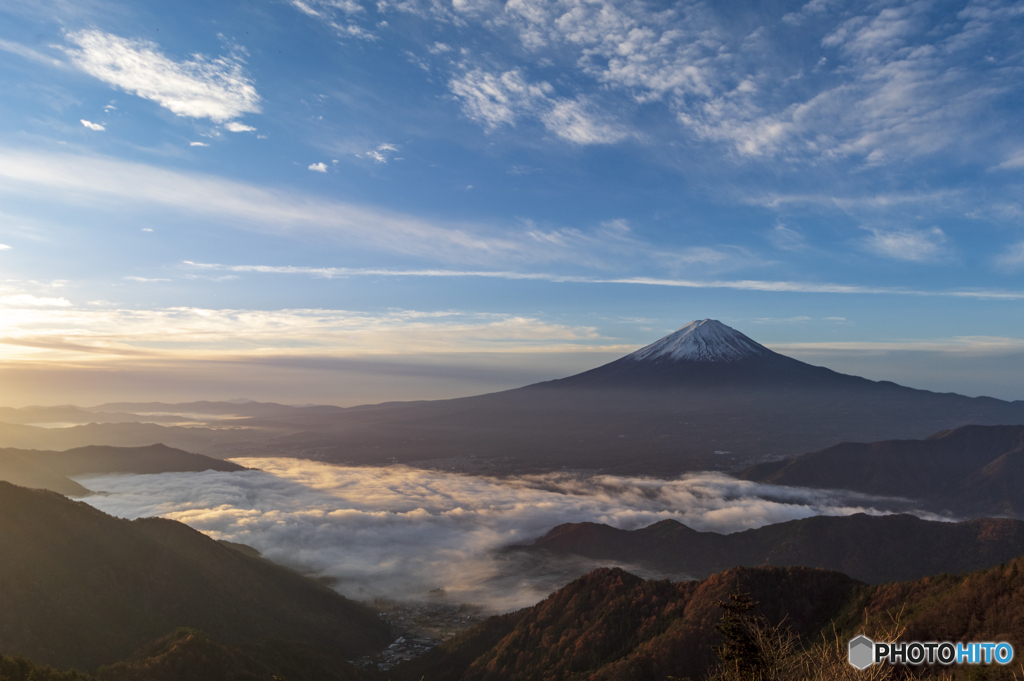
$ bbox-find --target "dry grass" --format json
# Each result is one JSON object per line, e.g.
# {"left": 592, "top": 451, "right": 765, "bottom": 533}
{"left": 705, "top": 609, "right": 959, "bottom": 681}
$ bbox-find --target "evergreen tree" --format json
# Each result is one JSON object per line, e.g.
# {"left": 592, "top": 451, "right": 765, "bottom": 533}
{"left": 713, "top": 589, "right": 761, "bottom": 674}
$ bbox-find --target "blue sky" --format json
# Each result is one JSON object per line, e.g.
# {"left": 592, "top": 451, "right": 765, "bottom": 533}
{"left": 1, "top": 0, "right": 1023, "bottom": 405}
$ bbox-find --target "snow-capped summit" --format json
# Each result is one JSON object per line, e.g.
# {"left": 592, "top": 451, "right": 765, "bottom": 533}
{"left": 625, "top": 319, "right": 772, "bottom": 363}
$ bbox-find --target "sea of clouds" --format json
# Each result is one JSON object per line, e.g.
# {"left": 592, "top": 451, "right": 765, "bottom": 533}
{"left": 76, "top": 459, "right": 917, "bottom": 611}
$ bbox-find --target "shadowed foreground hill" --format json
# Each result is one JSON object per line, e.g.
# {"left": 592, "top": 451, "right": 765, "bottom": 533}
{"left": 395, "top": 554, "right": 1024, "bottom": 681}
{"left": 0, "top": 482, "right": 390, "bottom": 671}
{"left": 0, "top": 629, "right": 371, "bottom": 681}
{"left": 393, "top": 566, "right": 863, "bottom": 681}
{"left": 0, "top": 443, "right": 246, "bottom": 496}
{"left": 94, "top": 628, "right": 370, "bottom": 681}
{"left": 525, "top": 513, "right": 1024, "bottom": 584}
{"left": 742, "top": 424, "right": 1024, "bottom": 516}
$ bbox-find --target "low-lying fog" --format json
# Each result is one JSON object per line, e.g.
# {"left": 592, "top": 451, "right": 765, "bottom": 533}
{"left": 77, "top": 459, "right": 914, "bottom": 611}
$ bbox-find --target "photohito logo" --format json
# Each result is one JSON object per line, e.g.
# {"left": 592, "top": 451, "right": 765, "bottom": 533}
{"left": 848, "top": 635, "right": 1014, "bottom": 669}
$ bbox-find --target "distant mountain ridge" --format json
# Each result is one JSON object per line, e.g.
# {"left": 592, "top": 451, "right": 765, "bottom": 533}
{"left": 1, "top": 320, "right": 1021, "bottom": 476}
{"left": 0, "top": 444, "right": 246, "bottom": 497}
{"left": 741, "top": 424, "right": 1024, "bottom": 515}
{"left": 522, "top": 512, "right": 1024, "bottom": 584}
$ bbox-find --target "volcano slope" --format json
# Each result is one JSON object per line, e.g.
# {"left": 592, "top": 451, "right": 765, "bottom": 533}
{"left": 250, "top": 319, "right": 1024, "bottom": 475}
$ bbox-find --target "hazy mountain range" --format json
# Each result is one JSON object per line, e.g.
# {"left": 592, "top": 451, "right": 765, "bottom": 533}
{"left": 0, "top": 444, "right": 244, "bottom": 497}
{"left": 2, "top": 320, "right": 1022, "bottom": 476}
{"left": 741, "top": 424, "right": 1024, "bottom": 516}
{"left": 522, "top": 512, "right": 1024, "bottom": 584}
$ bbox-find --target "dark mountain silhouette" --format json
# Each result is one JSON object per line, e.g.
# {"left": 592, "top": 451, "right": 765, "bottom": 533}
{"left": 742, "top": 424, "right": 1024, "bottom": 515}
{"left": 0, "top": 444, "right": 246, "bottom": 496}
{"left": 2, "top": 321, "right": 1022, "bottom": 475}
{"left": 523, "top": 513, "right": 1024, "bottom": 584}
{"left": 0, "top": 628, "right": 372, "bottom": 681}
{"left": 396, "top": 552, "right": 1024, "bottom": 681}
{"left": 0, "top": 482, "right": 390, "bottom": 671}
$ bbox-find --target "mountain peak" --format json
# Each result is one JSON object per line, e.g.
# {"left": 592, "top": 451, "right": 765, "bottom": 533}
{"left": 625, "top": 319, "right": 772, "bottom": 363}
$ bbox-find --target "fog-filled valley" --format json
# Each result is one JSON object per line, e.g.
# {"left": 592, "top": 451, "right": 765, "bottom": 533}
{"left": 73, "top": 460, "right": 915, "bottom": 611}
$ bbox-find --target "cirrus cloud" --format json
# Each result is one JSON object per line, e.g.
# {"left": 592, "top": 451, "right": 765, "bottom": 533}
{"left": 862, "top": 226, "right": 948, "bottom": 262}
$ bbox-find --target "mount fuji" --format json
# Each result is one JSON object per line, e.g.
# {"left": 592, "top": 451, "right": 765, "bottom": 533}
{"left": 546, "top": 318, "right": 872, "bottom": 389}
{"left": 305, "top": 318, "right": 1023, "bottom": 474}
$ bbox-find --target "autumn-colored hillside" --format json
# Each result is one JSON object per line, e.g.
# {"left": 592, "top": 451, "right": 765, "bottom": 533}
{"left": 395, "top": 551, "right": 1024, "bottom": 681}
{"left": 394, "top": 566, "right": 864, "bottom": 681}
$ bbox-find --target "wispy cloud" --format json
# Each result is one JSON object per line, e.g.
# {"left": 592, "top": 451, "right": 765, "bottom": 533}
{"left": 184, "top": 261, "right": 1024, "bottom": 300}
{"left": 0, "top": 38, "right": 64, "bottom": 67}
{"left": 290, "top": 0, "right": 1024, "bottom": 166}
{"left": 0, "top": 147, "right": 527, "bottom": 264}
{"left": 289, "top": 0, "right": 375, "bottom": 40}
{"left": 80, "top": 119, "right": 105, "bottom": 131}
{"left": 768, "top": 223, "right": 807, "bottom": 251}
{"left": 449, "top": 68, "right": 628, "bottom": 144}
{"left": 994, "top": 241, "right": 1024, "bottom": 272}
{"left": 0, "top": 293, "right": 71, "bottom": 307}
{"left": 360, "top": 143, "right": 399, "bottom": 163}
{"left": 773, "top": 336, "right": 1024, "bottom": 357}
{"left": 540, "top": 98, "right": 629, "bottom": 145}
{"left": 862, "top": 226, "right": 948, "bottom": 262}
{"left": 64, "top": 29, "right": 261, "bottom": 124}
{"left": 0, "top": 304, "right": 611, "bottom": 363}
{"left": 0, "top": 147, "right": 744, "bottom": 270}
{"left": 449, "top": 68, "right": 552, "bottom": 130}
{"left": 993, "top": 150, "right": 1024, "bottom": 171}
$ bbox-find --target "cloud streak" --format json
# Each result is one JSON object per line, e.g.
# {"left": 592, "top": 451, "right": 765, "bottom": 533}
{"left": 76, "top": 460, "right": 919, "bottom": 610}
{"left": 0, "top": 147, "right": 758, "bottom": 271}
{"left": 0, "top": 304, "right": 613, "bottom": 362}
{"left": 184, "top": 261, "right": 1024, "bottom": 300}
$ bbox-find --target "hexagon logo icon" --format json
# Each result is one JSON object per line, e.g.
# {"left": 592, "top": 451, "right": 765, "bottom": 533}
{"left": 848, "top": 635, "right": 875, "bottom": 670}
